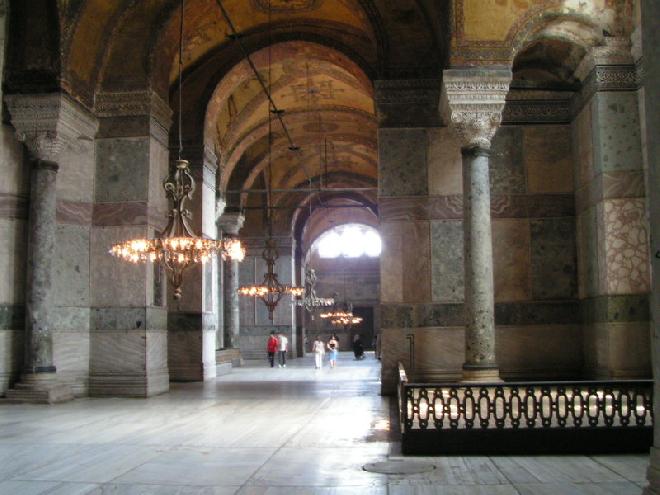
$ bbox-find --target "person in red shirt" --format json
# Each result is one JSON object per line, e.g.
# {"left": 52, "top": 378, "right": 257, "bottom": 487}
{"left": 266, "top": 331, "right": 279, "bottom": 368}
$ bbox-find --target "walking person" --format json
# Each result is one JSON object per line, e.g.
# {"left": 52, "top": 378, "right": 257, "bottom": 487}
{"left": 277, "top": 331, "right": 288, "bottom": 367}
{"left": 327, "top": 334, "right": 339, "bottom": 368}
{"left": 267, "top": 331, "right": 278, "bottom": 368}
{"left": 312, "top": 335, "right": 325, "bottom": 369}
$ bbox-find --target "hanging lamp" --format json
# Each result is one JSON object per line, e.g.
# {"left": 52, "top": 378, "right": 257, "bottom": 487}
{"left": 109, "top": 0, "right": 245, "bottom": 300}
{"left": 237, "top": 2, "right": 303, "bottom": 320}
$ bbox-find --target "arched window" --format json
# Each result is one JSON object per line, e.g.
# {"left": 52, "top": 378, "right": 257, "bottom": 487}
{"left": 313, "top": 224, "right": 381, "bottom": 259}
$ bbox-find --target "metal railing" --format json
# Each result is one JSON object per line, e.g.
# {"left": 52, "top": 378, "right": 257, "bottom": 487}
{"left": 398, "top": 362, "right": 653, "bottom": 455}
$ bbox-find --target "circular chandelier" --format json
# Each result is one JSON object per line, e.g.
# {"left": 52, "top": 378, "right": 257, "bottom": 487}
{"left": 320, "top": 301, "right": 363, "bottom": 327}
{"left": 238, "top": 238, "right": 303, "bottom": 320}
{"left": 110, "top": 160, "right": 245, "bottom": 300}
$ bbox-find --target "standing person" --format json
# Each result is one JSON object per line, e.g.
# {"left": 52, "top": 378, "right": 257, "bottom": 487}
{"left": 352, "top": 334, "right": 364, "bottom": 360}
{"left": 312, "top": 335, "right": 325, "bottom": 369}
{"left": 267, "top": 331, "right": 278, "bottom": 368}
{"left": 277, "top": 331, "right": 288, "bottom": 367}
{"left": 327, "top": 334, "right": 339, "bottom": 368}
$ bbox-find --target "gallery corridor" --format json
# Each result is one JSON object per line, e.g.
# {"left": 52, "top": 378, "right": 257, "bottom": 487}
{"left": 0, "top": 354, "right": 649, "bottom": 494}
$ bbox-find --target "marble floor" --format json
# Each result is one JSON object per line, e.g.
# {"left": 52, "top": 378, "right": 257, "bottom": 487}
{"left": 0, "top": 352, "right": 650, "bottom": 494}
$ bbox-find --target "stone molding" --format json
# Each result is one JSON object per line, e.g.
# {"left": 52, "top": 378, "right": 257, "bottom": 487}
{"left": 441, "top": 69, "right": 512, "bottom": 149}
{"left": 5, "top": 93, "right": 99, "bottom": 161}
{"left": 217, "top": 212, "right": 245, "bottom": 236}
{"left": 502, "top": 99, "right": 571, "bottom": 124}
{"left": 95, "top": 90, "right": 172, "bottom": 146}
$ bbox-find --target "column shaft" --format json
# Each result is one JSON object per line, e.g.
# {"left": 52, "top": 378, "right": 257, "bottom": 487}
{"left": 462, "top": 146, "right": 498, "bottom": 379}
{"left": 224, "top": 259, "right": 240, "bottom": 348}
{"left": 24, "top": 160, "right": 59, "bottom": 373}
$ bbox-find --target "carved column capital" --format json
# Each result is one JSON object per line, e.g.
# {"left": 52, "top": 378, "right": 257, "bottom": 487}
{"left": 441, "top": 69, "right": 511, "bottom": 149}
{"left": 5, "top": 93, "right": 99, "bottom": 162}
{"left": 217, "top": 212, "right": 245, "bottom": 236}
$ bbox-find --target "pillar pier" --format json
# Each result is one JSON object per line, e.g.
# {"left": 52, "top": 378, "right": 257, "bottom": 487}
{"left": 442, "top": 69, "right": 511, "bottom": 382}
{"left": 218, "top": 212, "right": 244, "bottom": 350}
{"left": 3, "top": 93, "right": 84, "bottom": 403}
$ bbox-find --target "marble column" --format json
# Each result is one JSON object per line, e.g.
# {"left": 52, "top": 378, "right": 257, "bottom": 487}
{"left": 442, "top": 69, "right": 511, "bottom": 382}
{"left": 3, "top": 93, "right": 84, "bottom": 403}
{"left": 642, "top": 0, "right": 660, "bottom": 491}
{"left": 218, "top": 212, "right": 244, "bottom": 349}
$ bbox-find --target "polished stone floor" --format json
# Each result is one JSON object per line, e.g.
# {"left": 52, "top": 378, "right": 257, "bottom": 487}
{"left": 0, "top": 352, "right": 650, "bottom": 494}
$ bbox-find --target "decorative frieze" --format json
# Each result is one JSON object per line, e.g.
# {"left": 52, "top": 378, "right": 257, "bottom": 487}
{"left": 5, "top": 93, "right": 98, "bottom": 161}
{"left": 374, "top": 79, "right": 442, "bottom": 127}
{"left": 441, "top": 69, "right": 512, "bottom": 149}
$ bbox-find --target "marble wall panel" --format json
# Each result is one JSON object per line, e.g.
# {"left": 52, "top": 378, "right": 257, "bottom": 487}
{"left": 428, "top": 127, "right": 462, "bottom": 195}
{"left": 90, "top": 329, "right": 169, "bottom": 397}
{"left": 52, "top": 307, "right": 90, "bottom": 332}
{"left": 53, "top": 225, "right": 90, "bottom": 307}
{"left": 0, "top": 124, "right": 27, "bottom": 196}
{"left": 378, "top": 128, "right": 428, "bottom": 197}
{"left": 581, "top": 294, "right": 649, "bottom": 324}
{"left": 530, "top": 218, "right": 577, "bottom": 300}
{"left": 607, "top": 321, "right": 651, "bottom": 377}
{"left": 402, "top": 221, "right": 431, "bottom": 303}
{"left": 492, "top": 219, "right": 531, "bottom": 302}
{"left": 602, "top": 170, "right": 646, "bottom": 200}
{"left": 583, "top": 321, "right": 651, "bottom": 378}
{"left": 431, "top": 220, "right": 464, "bottom": 302}
{"left": 573, "top": 100, "right": 594, "bottom": 188}
{"left": 57, "top": 139, "right": 95, "bottom": 202}
{"left": 497, "top": 325, "right": 582, "bottom": 379}
{"left": 602, "top": 198, "right": 650, "bottom": 294}
{"left": 148, "top": 141, "right": 171, "bottom": 209}
{"left": 592, "top": 91, "right": 643, "bottom": 174}
{"left": 576, "top": 206, "right": 601, "bottom": 299}
{"left": 168, "top": 327, "right": 216, "bottom": 381}
{"left": 95, "top": 138, "right": 150, "bottom": 203}
{"left": 489, "top": 126, "right": 525, "bottom": 194}
{"left": 0, "top": 329, "right": 21, "bottom": 396}
{"left": 53, "top": 330, "right": 89, "bottom": 396}
{"left": 91, "top": 226, "right": 150, "bottom": 307}
{"left": 524, "top": 125, "right": 573, "bottom": 194}
{"left": 0, "top": 218, "right": 26, "bottom": 304}
{"left": 168, "top": 262, "right": 204, "bottom": 312}
{"left": 379, "top": 222, "right": 404, "bottom": 303}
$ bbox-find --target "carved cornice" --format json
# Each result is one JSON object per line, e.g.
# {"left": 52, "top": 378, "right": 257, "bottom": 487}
{"left": 4, "top": 93, "right": 99, "bottom": 161}
{"left": 502, "top": 99, "right": 571, "bottom": 124}
{"left": 441, "top": 69, "right": 511, "bottom": 149}
{"left": 95, "top": 90, "right": 173, "bottom": 146}
{"left": 217, "top": 212, "right": 245, "bottom": 235}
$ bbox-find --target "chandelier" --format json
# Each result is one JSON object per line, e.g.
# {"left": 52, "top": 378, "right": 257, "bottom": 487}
{"left": 296, "top": 266, "right": 334, "bottom": 312}
{"left": 109, "top": 0, "right": 245, "bottom": 300}
{"left": 320, "top": 300, "right": 363, "bottom": 327}
{"left": 238, "top": 238, "right": 303, "bottom": 320}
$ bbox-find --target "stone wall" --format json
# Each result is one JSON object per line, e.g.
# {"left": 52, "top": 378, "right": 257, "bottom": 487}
{"left": 0, "top": 0, "right": 26, "bottom": 393}
{"left": 303, "top": 255, "right": 380, "bottom": 353}
{"left": 238, "top": 237, "right": 296, "bottom": 360}
{"left": 572, "top": 55, "right": 651, "bottom": 379}
{"left": 379, "top": 118, "right": 581, "bottom": 393}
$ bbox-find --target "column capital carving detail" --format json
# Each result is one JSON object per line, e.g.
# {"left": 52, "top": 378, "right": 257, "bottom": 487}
{"left": 5, "top": 93, "right": 99, "bottom": 161}
{"left": 442, "top": 69, "right": 511, "bottom": 149}
{"left": 217, "top": 212, "right": 245, "bottom": 236}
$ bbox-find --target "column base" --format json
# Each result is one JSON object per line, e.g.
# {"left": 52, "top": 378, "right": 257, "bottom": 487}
{"left": 461, "top": 365, "right": 502, "bottom": 383}
{"left": 4, "top": 372, "right": 74, "bottom": 404}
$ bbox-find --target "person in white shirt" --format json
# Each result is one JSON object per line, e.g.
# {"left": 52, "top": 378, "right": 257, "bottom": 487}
{"left": 312, "top": 335, "right": 325, "bottom": 369}
{"left": 277, "top": 332, "right": 288, "bottom": 367}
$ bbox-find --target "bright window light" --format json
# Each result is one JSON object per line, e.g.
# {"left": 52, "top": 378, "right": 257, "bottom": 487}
{"left": 314, "top": 224, "right": 381, "bottom": 259}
